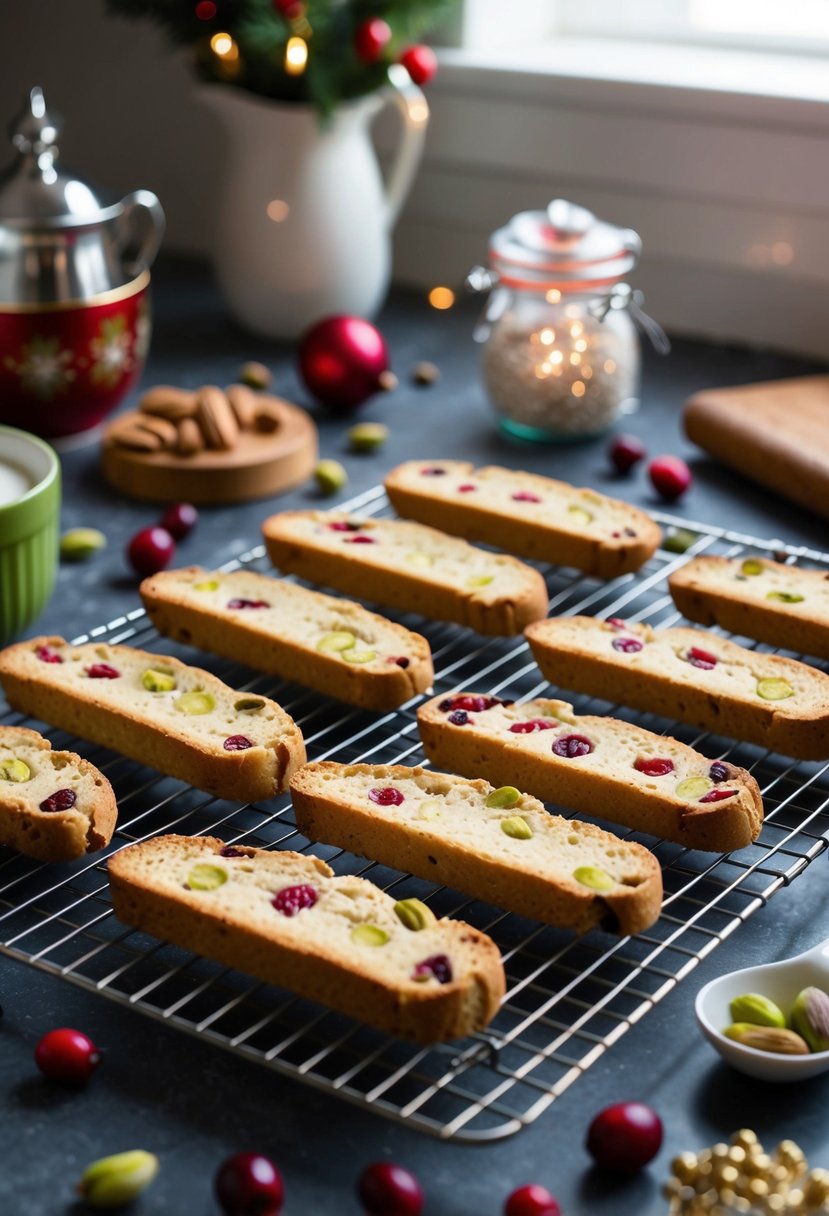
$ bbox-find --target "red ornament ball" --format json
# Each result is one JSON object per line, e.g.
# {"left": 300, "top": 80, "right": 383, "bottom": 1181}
{"left": 272, "top": 0, "right": 303, "bottom": 18}
{"left": 215, "top": 1152, "right": 284, "bottom": 1216}
{"left": 298, "top": 315, "right": 392, "bottom": 411}
{"left": 358, "top": 1162, "right": 424, "bottom": 1216}
{"left": 355, "top": 18, "right": 392, "bottom": 64}
{"left": 399, "top": 45, "right": 438, "bottom": 86}
{"left": 586, "top": 1101, "right": 663, "bottom": 1172}
{"left": 34, "top": 1027, "right": 101, "bottom": 1085}
{"left": 505, "top": 1183, "right": 561, "bottom": 1216}
{"left": 195, "top": 0, "right": 217, "bottom": 19}
{"left": 649, "top": 454, "right": 692, "bottom": 502}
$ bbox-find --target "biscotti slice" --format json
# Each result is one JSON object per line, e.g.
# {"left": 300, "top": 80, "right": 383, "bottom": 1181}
{"left": 0, "top": 725, "right": 117, "bottom": 861}
{"left": 290, "top": 762, "right": 663, "bottom": 936}
{"left": 261, "top": 511, "right": 549, "bottom": 636}
{"left": 384, "top": 460, "right": 662, "bottom": 578}
{"left": 526, "top": 616, "right": 829, "bottom": 760}
{"left": 417, "top": 693, "right": 763, "bottom": 852}
{"left": 669, "top": 555, "right": 829, "bottom": 660}
{"left": 140, "top": 567, "right": 433, "bottom": 710}
{"left": 0, "top": 638, "right": 305, "bottom": 803}
{"left": 108, "top": 834, "right": 505, "bottom": 1043}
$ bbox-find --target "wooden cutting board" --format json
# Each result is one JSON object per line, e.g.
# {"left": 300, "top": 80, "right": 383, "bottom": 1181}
{"left": 684, "top": 375, "right": 829, "bottom": 521}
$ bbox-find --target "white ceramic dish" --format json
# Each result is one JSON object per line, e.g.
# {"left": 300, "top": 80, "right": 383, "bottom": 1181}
{"left": 695, "top": 936, "right": 829, "bottom": 1081}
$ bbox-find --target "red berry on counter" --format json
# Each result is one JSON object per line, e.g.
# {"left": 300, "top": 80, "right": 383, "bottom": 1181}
{"left": 355, "top": 17, "right": 391, "bottom": 64}
{"left": 505, "top": 1183, "right": 561, "bottom": 1216}
{"left": 215, "top": 1152, "right": 284, "bottom": 1216}
{"left": 358, "top": 1162, "right": 424, "bottom": 1216}
{"left": 159, "top": 502, "right": 198, "bottom": 540}
{"left": 127, "top": 526, "right": 175, "bottom": 577}
{"left": 34, "top": 1027, "right": 100, "bottom": 1085}
{"left": 648, "top": 455, "right": 692, "bottom": 502}
{"left": 399, "top": 45, "right": 438, "bottom": 86}
{"left": 608, "top": 434, "right": 646, "bottom": 474}
{"left": 586, "top": 1101, "right": 663, "bottom": 1171}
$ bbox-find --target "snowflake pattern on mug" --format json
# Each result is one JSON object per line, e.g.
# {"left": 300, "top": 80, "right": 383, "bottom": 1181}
{"left": 3, "top": 335, "right": 76, "bottom": 400}
{"left": 90, "top": 314, "right": 134, "bottom": 387}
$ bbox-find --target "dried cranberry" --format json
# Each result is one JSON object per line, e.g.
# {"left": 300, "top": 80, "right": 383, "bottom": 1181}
{"left": 388, "top": 656, "right": 410, "bottom": 668}
{"left": 448, "top": 710, "right": 469, "bottom": 726}
{"left": 345, "top": 535, "right": 376, "bottom": 544}
{"left": 35, "top": 644, "right": 63, "bottom": 664}
{"left": 649, "top": 455, "right": 692, "bottom": 503}
{"left": 34, "top": 1028, "right": 100, "bottom": 1085}
{"left": 219, "top": 845, "right": 246, "bottom": 858}
{"left": 127, "top": 525, "right": 175, "bottom": 577}
{"left": 412, "top": 954, "right": 453, "bottom": 984}
{"left": 586, "top": 1101, "right": 663, "bottom": 1171}
{"left": 552, "top": 734, "right": 594, "bottom": 758}
{"left": 608, "top": 434, "right": 646, "bottom": 475}
{"left": 272, "top": 884, "right": 318, "bottom": 916}
{"left": 443, "top": 695, "right": 497, "bottom": 713}
{"left": 512, "top": 491, "right": 541, "bottom": 503}
{"left": 227, "top": 598, "right": 269, "bottom": 610}
{"left": 39, "top": 789, "right": 77, "bottom": 813}
{"left": 86, "top": 663, "right": 120, "bottom": 679}
{"left": 634, "top": 758, "right": 674, "bottom": 777}
{"left": 509, "top": 719, "right": 558, "bottom": 734}
{"left": 159, "top": 502, "right": 198, "bottom": 540}
{"left": 223, "top": 735, "right": 253, "bottom": 751}
{"left": 457, "top": 484, "right": 477, "bottom": 492}
{"left": 699, "top": 789, "right": 737, "bottom": 803}
{"left": 612, "top": 637, "right": 643, "bottom": 654}
{"left": 368, "top": 787, "right": 404, "bottom": 806}
{"left": 215, "top": 1151, "right": 284, "bottom": 1216}
{"left": 328, "top": 520, "right": 361, "bottom": 532}
{"left": 606, "top": 618, "right": 628, "bottom": 631}
{"left": 420, "top": 467, "right": 446, "bottom": 476}
{"left": 709, "top": 761, "right": 730, "bottom": 783}
{"left": 686, "top": 647, "right": 718, "bottom": 670}
{"left": 358, "top": 1163, "right": 423, "bottom": 1216}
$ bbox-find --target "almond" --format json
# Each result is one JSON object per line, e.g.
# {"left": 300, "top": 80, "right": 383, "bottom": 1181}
{"left": 112, "top": 424, "right": 162, "bottom": 452}
{"left": 176, "top": 417, "right": 204, "bottom": 457}
{"left": 196, "top": 386, "right": 239, "bottom": 451}
{"left": 135, "top": 415, "right": 177, "bottom": 449}
{"left": 139, "top": 386, "right": 197, "bottom": 420}
{"left": 226, "top": 384, "right": 259, "bottom": 430}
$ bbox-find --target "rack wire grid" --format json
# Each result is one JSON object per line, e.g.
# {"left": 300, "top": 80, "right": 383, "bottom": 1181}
{"left": 2, "top": 485, "right": 828, "bottom": 1142}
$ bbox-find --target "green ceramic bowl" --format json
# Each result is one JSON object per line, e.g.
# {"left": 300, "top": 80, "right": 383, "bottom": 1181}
{"left": 0, "top": 425, "right": 61, "bottom": 645}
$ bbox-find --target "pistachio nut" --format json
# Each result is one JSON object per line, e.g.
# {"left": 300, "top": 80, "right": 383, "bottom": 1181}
{"left": 766, "top": 590, "right": 805, "bottom": 603}
{"left": 663, "top": 528, "right": 697, "bottom": 554}
{"left": 676, "top": 775, "right": 713, "bottom": 800}
{"left": 348, "top": 421, "right": 389, "bottom": 452}
{"left": 342, "top": 648, "right": 376, "bottom": 664}
{"left": 351, "top": 924, "right": 390, "bottom": 947}
{"left": 393, "top": 898, "right": 437, "bottom": 931}
{"left": 60, "top": 527, "right": 107, "bottom": 562}
{"left": 417, "top": 799, "right": 442, "bottom": 821}
{"left": 485, "top": 786, "right": 522, "bottom": 809}
{"left": 573, "top": 865, "right": 615, "bottom": 893}
{"left": 141, "top": 668, "right": 177, "bottom": 693}
{"left": 500, "top": 815, "right": 533, "bottom": 840}
{"left": 466, "top": 575, "right": 494, "bottom": 588}
{"left": 234, "top": 697, "right": 265, "bottom": 712}
{"left": 175, "top": 690, "right": 216, "bottom": 715}
{"left": 724, "top": 1024, "right": 810, "bottom": 1055}
{"left": 317, "top": 631, "right": 356, "bottom": 653}
{"left": 756, "top": 678, "right": 794, "bottom": 701}
{"left": 193, "top": 579, "right": 220, "bottom": 592}
{"left": 314, "top": 459, "right": 348, "bottom": 495}
{"left": 186, "top": 863, "right": 228, "bottom": 892}
{"left": 239, "top": 360, "right": 272, "bottom": 390}
{"left": 740, "top": 558, "right": 765, "bottom": 576}
{"left": 728, "top": 992, "right": 786, "bottom": 1029}
{"left": 77, "top": 1150, "right": 159, "bottom": 1209}
{"left": 790, "top": 986, "right": 829, "bottom": 1053}
{"left": 567, "top": 506, "right": 593, "bottom": 526}
{"left": 0, "top": 758, "right": 31, "bottom": 782}
{"left": 405, "top": 551, "right": 434, "bottom": 569}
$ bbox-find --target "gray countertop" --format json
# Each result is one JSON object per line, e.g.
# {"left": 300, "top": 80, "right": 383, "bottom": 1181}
{"left": 2, "top": 258, "right": 828, "bottom": 1215}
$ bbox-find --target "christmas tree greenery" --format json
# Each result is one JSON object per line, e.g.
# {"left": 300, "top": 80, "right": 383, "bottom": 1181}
{"left": 105, "top": 0, "right": 457, "bottom": 114}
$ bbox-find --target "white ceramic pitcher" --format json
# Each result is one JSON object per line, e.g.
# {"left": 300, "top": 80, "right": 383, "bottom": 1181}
{"left": 198, "top": 66, "right": 429, "bottom": 339}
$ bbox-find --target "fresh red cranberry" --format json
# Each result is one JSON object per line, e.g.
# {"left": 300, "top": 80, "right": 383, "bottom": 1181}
{"left": 686, "top": 647, "right": 717, "bottom": 670}
{"left": 607, "top": 618, "right": 628, "bottom": 631}
{"left": 505, "top": 1183, "right": 561, "bottom": 1216}
{"left": 345, "top": 535, "right": 376, "bottom": 544}
{"left": 127, "top": 525, "right": 175, "bottom": 577}
{"left": 388, "top": 656, "right": 410, "bottom": 668}
{"left": 608, "top": 434, "right": 647, "bottom": 474}
{"left": 39, "top": 789, "right": 77, "bottom": 813}
{"left": 271, "top": 885, "right": 318, "bottom": 917}
{"left": 354, "top": 16, "right": 391, "bottom": 64}
{"left": 612, "top": 637, "right": 643, "bottom": 654}
{"left": 358, "top": 1162, "right": 423, "bottom": 1216}
{"left": 441, "top": 695, "right": 497, "bottom": 713}
{"left": 400, "top": 44, "right": 438, "bottom": 87}
{"left": 412, "top": 954, "right": 453, "bottom": 984}
{"left": 458, "top": 483, "right": 477, "bottom": 492}
{"left": 35, "top": 644, "right": 63, "bottom": 663}
{"left": 223, "top": 735, "right": 253, "bottom": 751}
{"left": 86, "top": 663, "right": 120, "bottom": 679}
{"left": 709, "top": 761, "right": 730, "bottom": 783}
{"left": 215, "top": 1151, "right": 284, "bottom": 1216}
{"left": 328, "top": 521, "right": 361, "bottom": 532}
{"left": 586, "top": 1101, "right": 663, "bottom": 1171}
{"left": 220, "top": 845, "right": 247, "bottom": 858}
{"left": 699, "top": 788, "right": 737, "bottom": 803}
{"left": 509, "top": 719, "right": 558, "bottom": 734}
{"left": 448, "top": 709, "right": 469, "bottom": 726}
{"left": 634, "top": 758, "right": 674, "bottom": 777}
{"left": 649, "top": 455, "right": 692, "bottom": 502}
{"left": 369, "top": 787, "right": 405, "bottom": 806}
{"left": 159, "top": 502, "right": 198, "bottom": 540}
{"left": 227, "top": 598, "right": 270, "bottom": 610}
{"left": 552, "top": 734, "right": 594, "bottom": 757}
{"left": 34, "top": 1027, "right": 100, "bottom": 1085}
{"left": 420, "top": 467, "right": 446, "bottom": 476}
{"left": 512, "top": 491, "right": 542, "bottom": 503}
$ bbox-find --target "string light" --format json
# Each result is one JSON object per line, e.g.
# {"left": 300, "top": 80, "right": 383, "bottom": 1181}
{"left": 210, "top": 31, "right": 237, "bottom": 58}
{"left": 428, "top": 286, "right": 455, "bottom": 310}
{"left": 284, "top": 35, "right": 308, "bottom": 74}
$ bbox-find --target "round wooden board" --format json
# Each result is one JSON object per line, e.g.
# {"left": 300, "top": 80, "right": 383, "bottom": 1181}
{"left": 101, "top": 395, "right": 318, "bottom": 504}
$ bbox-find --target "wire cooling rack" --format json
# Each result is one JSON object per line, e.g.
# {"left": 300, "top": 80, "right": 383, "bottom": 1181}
{"left": 2, "top": 486, "right": 828, "bottom": 1142}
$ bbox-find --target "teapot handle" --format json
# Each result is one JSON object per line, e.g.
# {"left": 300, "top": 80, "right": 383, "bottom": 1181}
{"left": 117, "top": 189, "right": 166, "bottom": 280}
{"left": 380, "top": 65, "right": 429, "bottom": 229}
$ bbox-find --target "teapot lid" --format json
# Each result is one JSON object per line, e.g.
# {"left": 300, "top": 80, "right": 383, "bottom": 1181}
{"left": 490, "top": 198, "right": 641, "bottom": 287}
{"left": 0, "top": 87, "right": 116, "bottom": 226}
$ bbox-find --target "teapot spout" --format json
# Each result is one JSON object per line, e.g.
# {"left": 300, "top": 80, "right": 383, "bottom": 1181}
{"left": 117, "top": 189, "right": 165, "bottom": 279}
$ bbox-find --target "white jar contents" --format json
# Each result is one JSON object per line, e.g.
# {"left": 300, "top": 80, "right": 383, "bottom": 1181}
{"left": 0, "top": 458, "right": 33, "bottom": 507}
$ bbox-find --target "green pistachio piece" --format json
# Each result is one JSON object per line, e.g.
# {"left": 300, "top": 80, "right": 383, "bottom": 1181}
{"left": 573, "top": 865, "right": 615, "bottom": 892}
{"left": 60, "top": 527, "right": 107, "bottom": 562}
{"left": 406, "top": 551, "right": 434, "bottom": 569}
{"left": 234, "top": 697, "right": 265, "bottom": 712}
{"left": 142, "top": 667, "right": 177, "bottom": 693}
{"left": 351, "top": 924, "right": 390, "bottom": 947}
{"left": 342, "top": 648, "right": 376, "bottom": 663}
{"left": 663, "top": 528, "right": 697, "bottom": 554}
{"left": 348, "top": 421, "right": 389, "bottom": 452}
{"left": 317, "top": 630, "right": 356, "bottom": 653}
{"left": 193, "top": 579, "right": 220, "bottom": 592}
{"left": 0, "top": 758, "right": 31, "bottom": 782}
{"left": 77, "top": 1150, "right": 160, "bottom": 1209}
{"left": 466, "top": 575, "right": 494, "bottom": 588}
{"left": 186, "top": 863, "right": 228, "bottom": 891}
{"left": 175, "top": 690, "right": 216, "bottom": 715}
{"left": 568, "top": 506, "right": 593, "bottom": 526}
{"left": 393, "top": 899, "right": 437, "bottom": 931}
{"left": 485, "top": 786, "right": 522, "bottom": 809}
{"left": 239, "top": 360, "right": 272, "bottom": 390}
{"left": 740, "top": 559, "right": 765, "bottom": 576}
{"left": 500, "top": 815, "right": 533, "bottom": 840}
{"left": 723, "top": 1023, "right": 810, "bottom": 1054}
{"left": 790, "top": 986, "right": 829, "bottom": 1052}
{"left": 729, "top": 992, "right": 786, "bottom": 1028}
{"left": 676, "top": 775, "right": 713, "bottom": 800}
{"left": 314, "top": 459, "right": 348, "bottom": 495}
{"left": 756, "top": 677, "right": 794, "bottom": 701}
{"left": 766, "top": 591, "right": 804, "bottom": 603}
{"left": 417, "top": 799, "right": 442, "bottom": 821}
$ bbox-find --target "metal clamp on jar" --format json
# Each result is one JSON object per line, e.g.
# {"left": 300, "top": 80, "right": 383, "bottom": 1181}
{"left": 468, "top": 199, "right": 667, "bottom": 444}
